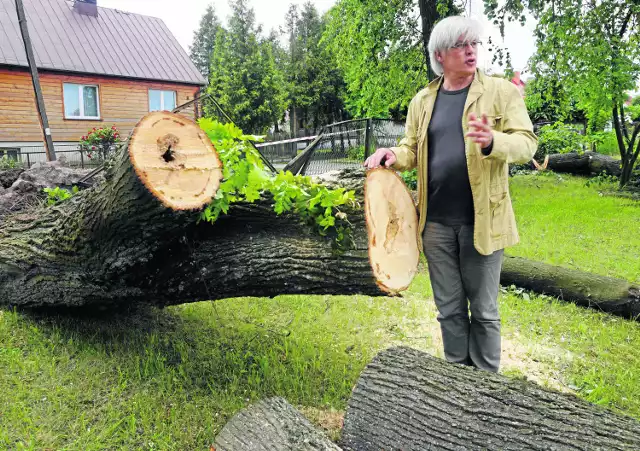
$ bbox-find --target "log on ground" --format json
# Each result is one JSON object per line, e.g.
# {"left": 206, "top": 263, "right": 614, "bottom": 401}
{"left": 501, "top": 256, "right": 640, "bottom": 320}
{"left": 0, "top": 113, "right": 421, "bottom": 309}
{"left": 214, "top": 397, "right": 341, "bottom": 451}
{"left": 543, "top": 152, "right": 621, "bottom": 176}
{"left": 341, "top": 346, "right": 640, "bottom": 450}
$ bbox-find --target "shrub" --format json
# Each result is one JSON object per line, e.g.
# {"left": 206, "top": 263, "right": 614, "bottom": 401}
{"left": 589, "top": 131, "right": 620, "bottom": 157}
{"left": 79, "top": 126, "right": 122, "bottom": 161}
{"left": 0, "top": 155, "right": 21, "bottom": 170}
{"left": 536, "top": 122, "right": 590, "bottom": 159}
{"left": 401, "top": 169, "right": 417, "bottom": 190}
{"left": 347, "top": 145, "right": 366, "bottom": 161}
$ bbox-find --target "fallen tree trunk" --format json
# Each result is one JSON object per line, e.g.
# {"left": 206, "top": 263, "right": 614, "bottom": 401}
{"left": 341, "top": 346, "right": 640, "bottom": 450}
{"left": 534, "top": 152, "right": 622, "bottom": 176}
{"left": 214, "top": 397, "right": 341, "bottom": 451}
{"left": 501, "top": 256, "right": 640, "bottom": 320}
{"left": 0, "top": 113, "right": 422, "bottom": 309}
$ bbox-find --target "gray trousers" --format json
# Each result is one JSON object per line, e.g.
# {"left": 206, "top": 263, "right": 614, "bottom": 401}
{"left": 423, "top": 221, "right": 504, "bottom": 372}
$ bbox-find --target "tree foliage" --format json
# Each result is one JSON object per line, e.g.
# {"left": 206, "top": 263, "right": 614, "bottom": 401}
{"left": 198, "top": 118, "right": 357, "bottom": 248}
{"left": 322, "top": 0, "right": 426, "bottom": 119}
{"left": 485, "top": 0, "right": 640, "bottom": 186}
{"left": 322, "top": 0, "right": 464, "bottom": 119}
{"left": 206, "top": 0, "right": 288, "bottom": 134}
{"left": 189, "top": 4, "right": 222, "bottom": 79}
{"left": 281, "top": 2, "right": 346, "bottom": 132}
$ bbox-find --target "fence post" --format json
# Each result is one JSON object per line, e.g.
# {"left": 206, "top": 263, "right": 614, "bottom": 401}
{"left": 80, "top": 149, "right": 84, "bottom": 169}
{"left": 364, "top": 118, "right": 372, "bottom": 159}
{"left": 26, "top": 153, "right": 31, "bottom": 168}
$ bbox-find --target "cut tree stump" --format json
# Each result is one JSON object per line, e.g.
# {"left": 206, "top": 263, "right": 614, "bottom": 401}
{"left": 0, "top": 113, "right": 422, "bottom": 309}
{"left": 340, "top": 346, "right": 640, "bottom": 450}
{"left": 213, "top": 397, "right": 342, "bottom": 451}
{"left": 364, "top": 168, "right": 420, "bottom": 294}
{"left": 501, "top": 256, "right": 640, "bottom": 320}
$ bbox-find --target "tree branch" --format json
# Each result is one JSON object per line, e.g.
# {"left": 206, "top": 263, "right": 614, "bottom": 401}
{"left": 630, "top": 122, "right": 640, "bottom": 167}
{"left": 620, "top": 104, "right": 630, "bottom": 142}
{"left": 619, "top": 7, "right": 633, "bottom": 38}
{"left": 612, "top": 105, "right": 627, "bottom": 160}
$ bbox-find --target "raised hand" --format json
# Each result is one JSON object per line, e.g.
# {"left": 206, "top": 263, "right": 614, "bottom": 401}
{"left": 466, "top": 113, "right": 494, "bottom": 149}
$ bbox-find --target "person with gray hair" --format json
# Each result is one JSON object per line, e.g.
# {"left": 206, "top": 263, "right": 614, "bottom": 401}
{"left": 364, "top": 15, "right": 537, "bottom": 372}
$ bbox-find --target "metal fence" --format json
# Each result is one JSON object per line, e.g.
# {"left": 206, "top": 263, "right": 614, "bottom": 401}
{"left": 1, "top": 144, "right": 118, "bottom": 169}
{"left": 283, "top": 119, "right": 405, "bottom": 176}
{"left": 171, "top": 93, "right": 407, "bottom": 175}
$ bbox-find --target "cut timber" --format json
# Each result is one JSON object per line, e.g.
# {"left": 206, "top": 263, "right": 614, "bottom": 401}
{"left": 501, "top": 256, "right": 640, "bottom": 320}
{"left": 341, "top": 346, "right": 640, "bottom": 451}
{"left": 0, "top": 160, "right": 389, "bottom": 308}
{"left": 214, "top": 397, "right": 342, "bottom": 451}
{"left": 364, "top": 168, "right": 419, "bottom": 293}
{"left": 539, "top": 152, "right": 621, "bottom": 176}
{"left": 128, "top": 111, "right": 223, "bottom": 210}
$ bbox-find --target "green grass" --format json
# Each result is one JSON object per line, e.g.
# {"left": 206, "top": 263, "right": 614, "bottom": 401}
{"left": 0, "top": 292, "right": 436, "bottom": 450}
{"left": 1, "top": 173, "right": 639, "bottom": 449}
{"left": 509, "top": 172, "right": 640, "bottom": 283}
{"left": 594, "top": 131, "right": 621, "bottom": 157}
{"left": 499, "top": 288, "right": 640, "bottom": 418}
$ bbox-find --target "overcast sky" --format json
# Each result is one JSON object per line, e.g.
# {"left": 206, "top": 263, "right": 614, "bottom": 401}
{"left": 99, "top": 0, "right": 537, "bottom": 77}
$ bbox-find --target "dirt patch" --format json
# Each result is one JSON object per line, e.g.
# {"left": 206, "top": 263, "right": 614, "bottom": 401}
{"left": 298, "top": 406, "right": 344, "bottom": 442}
{"left": 500, "top": 330, "right": 575, "bottom": 394}
{"left": 380, "top": 297, "right": 575, "bottom": 394}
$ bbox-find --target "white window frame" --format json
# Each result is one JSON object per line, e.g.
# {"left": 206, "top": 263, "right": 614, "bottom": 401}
{"left": 63, "top": 83, "right": 101, "bottom": 120}
{"left": 149, "top": 89, "right": 177, "bottom": 112}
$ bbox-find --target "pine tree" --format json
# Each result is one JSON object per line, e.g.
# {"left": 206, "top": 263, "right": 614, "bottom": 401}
{"left": 189, "top": 4, "right": 222, "bottom": 79}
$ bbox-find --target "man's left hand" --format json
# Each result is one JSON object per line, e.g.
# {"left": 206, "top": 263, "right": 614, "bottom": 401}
{"left": 466, "top": 113, "right": 494, "bottom": 150}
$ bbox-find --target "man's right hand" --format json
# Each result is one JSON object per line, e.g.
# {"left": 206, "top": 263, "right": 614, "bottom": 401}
{"left": 363, "top": 148, "right": 397, "bottom": 169}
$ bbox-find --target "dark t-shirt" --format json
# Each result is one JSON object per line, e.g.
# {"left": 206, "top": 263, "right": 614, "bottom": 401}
{"left": 426, "top": 85, "right": 474, "bottom": 225}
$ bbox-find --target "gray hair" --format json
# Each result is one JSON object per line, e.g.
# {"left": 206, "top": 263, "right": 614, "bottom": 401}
{"left": 428, "top": 16, "right": 483, "bottom": 77}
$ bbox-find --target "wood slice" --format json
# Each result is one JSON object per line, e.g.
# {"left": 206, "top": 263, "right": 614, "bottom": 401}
{"left": 364, "top": 168, "right": 420, "bottom": 294}
{"left": 128, "top": 111, "right": 223, "bottom": 210}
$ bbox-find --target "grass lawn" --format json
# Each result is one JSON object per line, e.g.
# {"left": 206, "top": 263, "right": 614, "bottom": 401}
{"left": 1, "top": 173, "right": 639, "bottom": 450}
{"left": 509, "top": 172, "right": 640, "bottom": 283}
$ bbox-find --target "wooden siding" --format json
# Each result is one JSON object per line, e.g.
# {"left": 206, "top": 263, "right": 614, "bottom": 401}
{"left": 0, "top": 67, "right": 201, "bottom": 142}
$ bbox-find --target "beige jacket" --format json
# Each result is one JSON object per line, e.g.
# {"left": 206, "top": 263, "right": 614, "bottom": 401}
{"left": 391, "top": 70, "right": 538, "bottom": 255}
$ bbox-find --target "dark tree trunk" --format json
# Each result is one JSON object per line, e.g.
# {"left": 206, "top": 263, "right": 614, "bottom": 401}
{"left": 544, "top": 151, "right": 622, "bottom": 176}
{"left": 418, "top": 0, "right": 437, "bottom": 81}
{"left": 214, "top": 397, "right": 341, "bottom": 451}
{"left": 418, "top": 0, "right": 461, "bottom": 81}
{"left": 0, "top": 166, "right": 386, "bottom": 310}
{"left": 501, "top": 257, "right": 640, "bottom": 320}
{"left": 341, "top": 346, "right": 640, "bottom": 450}
{"left": 0, "top": 125, "right": 390, "bottom": 312}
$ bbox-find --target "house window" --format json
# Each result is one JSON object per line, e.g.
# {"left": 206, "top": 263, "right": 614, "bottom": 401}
{"left": 0, "top": 148, "right": 19, "bottom": 160}
{"left": 149, "top": 90, "right": 176, "bottom": 112}
{"left": 63, "top": 83, "right": 100, "bottom": 119}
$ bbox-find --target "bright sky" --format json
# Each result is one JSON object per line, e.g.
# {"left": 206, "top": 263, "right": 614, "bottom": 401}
{"left": 99, "top": 0, "right": 537, "bottom": 77}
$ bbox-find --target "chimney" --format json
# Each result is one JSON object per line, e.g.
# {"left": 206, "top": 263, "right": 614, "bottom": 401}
{"left": 73, "top": 0, "right": 98, "bottom": 18}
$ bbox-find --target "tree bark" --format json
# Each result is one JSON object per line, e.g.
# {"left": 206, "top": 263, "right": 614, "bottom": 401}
{"left": 501, "top": 256, "right": 640, "bottom": 320}
{"left": 214, "top": 397, "right": 341, "bottom": 451}
{"left": 541, "top": 152, "right": 622, "bottom": 176}
{"left": 341, "top": 346, "right": 640, "bottom": 451}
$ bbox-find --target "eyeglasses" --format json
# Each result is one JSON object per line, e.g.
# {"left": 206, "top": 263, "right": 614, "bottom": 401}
{"left": 450, "top": 40, "right": 482, "bottom": 50}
